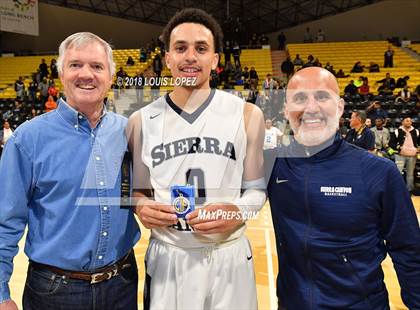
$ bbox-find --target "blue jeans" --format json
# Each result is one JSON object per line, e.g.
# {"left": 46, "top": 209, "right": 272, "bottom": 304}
{"left": 395, "top": 154, "right": 417, "bottom": 191}
{"left": 23, "top": 252, "right": 138, "bottom": 310}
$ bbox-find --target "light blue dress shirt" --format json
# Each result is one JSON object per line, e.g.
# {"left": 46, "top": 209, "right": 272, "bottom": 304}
{"left": 0, "top": 99, "right": 140, "bottom": 302}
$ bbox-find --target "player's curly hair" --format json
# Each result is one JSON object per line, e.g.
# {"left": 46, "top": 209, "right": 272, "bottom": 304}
{"left": 161, "top": 8, "right": 223, "bottom": 53}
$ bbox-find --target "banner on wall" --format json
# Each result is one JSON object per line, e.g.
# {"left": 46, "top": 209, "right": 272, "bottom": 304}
{"left": 0, "top": 0, "right": 39, "bottom": 36}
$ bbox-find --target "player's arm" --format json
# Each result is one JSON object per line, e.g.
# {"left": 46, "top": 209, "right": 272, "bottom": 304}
{"left": 126, "top": 111, "right": 177, "bottom": 229}
{"left": 235, "top": 102, "right": 267, "bottom": 212}
{"left": 187, "top": 103, "right": 266, "bottom": 233}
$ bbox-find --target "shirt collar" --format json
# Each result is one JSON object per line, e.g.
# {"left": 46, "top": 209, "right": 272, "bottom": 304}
{"left": 287, "top": 132, "right": 343, "bottom": 160}
{"left": 56, "top": 98, "right": 107, "bottom": 129}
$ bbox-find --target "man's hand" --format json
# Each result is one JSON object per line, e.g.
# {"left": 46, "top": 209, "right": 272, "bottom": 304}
{"left": 135, "top": 199, "right": 178, "bottom": 229}
{"left": 0, "top": 300, "right": 18, "bottom": 310}
{"left": 186, "top": 203, "right": 244, "bottom": 234}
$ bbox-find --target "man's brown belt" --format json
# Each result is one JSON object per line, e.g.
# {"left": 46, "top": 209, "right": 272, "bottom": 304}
{"left": 29, "top": 250, "right": 132, "bottom": 284}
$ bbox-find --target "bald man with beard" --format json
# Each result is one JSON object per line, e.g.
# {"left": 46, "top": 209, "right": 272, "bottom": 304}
{"left": 265, "top": 67, "right": 420, "bottom": 309}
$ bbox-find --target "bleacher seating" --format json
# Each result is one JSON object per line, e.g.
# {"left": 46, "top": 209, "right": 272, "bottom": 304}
{"left": 287, "top": 41, "right": 420, "bottom": 95}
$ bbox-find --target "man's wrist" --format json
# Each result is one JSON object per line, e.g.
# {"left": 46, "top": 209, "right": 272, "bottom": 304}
{"left": 0, "top": 282, "right": 11, "bottom": 304}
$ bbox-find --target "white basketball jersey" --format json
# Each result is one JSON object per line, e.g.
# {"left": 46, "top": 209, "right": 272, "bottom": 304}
{"left": 140, "top": 89, "right": 247, "bottom": 248}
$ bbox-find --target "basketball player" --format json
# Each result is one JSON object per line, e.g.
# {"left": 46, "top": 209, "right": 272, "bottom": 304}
{"left": 126, "top": 8, "right": 266, "bottom": 310}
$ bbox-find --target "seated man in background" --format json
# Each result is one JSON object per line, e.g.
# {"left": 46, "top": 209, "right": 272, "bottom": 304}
{"left": 370, "top": 117, "right": 390, "bottom": 156}
{"left": 367, "top": 101, "right": 388, "bottom": 122}
{"left": 266, "top": 66, "right": 420, "bottom": 309}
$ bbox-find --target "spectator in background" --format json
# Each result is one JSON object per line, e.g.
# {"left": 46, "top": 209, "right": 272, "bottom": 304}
{"left": 376, "top": 73, "right": 395, "bottom": 94}
{"left": 396, "top": 85, "right": 412, "bottom": 103}
{"left": 415, "top": 85, "right": 420, "bottom": 100}
{"left": 396, "top": 75, "right": 410, "bottom": 88}
{"left": 339, "top": 117, "right": 349, "bottom": 137}
{"left": 249, "top": 33, "right": 259, "bottom": 48}
{"left": 232, "top": 41, "right": 241, "bottom": 67}
{"left": 27, "top": 108, "right": 39, "bottom": 120}
{"left": 324, "top": 62, "right": 333, "bottom": 72}
{"left": 384, "top": 46, "right": 395, "bottom": 68}
{"left": 249, "top": 66, "right": 259, "bottom": 88}
{"left": 116, "top": 66, "right": 127, "bottom": 81}
{"left": 247, "top": 84, "right": 258, "bottom": 104}
{"left": 223, "top": 40, "right": 232, "bottom": 65}
{"left": 48, "top": 83, "right": 58, "bottom": 101}
{"left": 369, "top": 62, "right": 380, "bottom": 72}
{"left": 150, "top": 72, "right": 160, "bottom": 101}
{"left": 371, "top": 117, "right": 390, "bottom": 155}
{"left": 14, "top": 76, "right": 25, "bottom": 100}
{"left": 126, "top": 56, "right": 135, "bottom": 66}
{"left": 263, "top": 74, "right": 274, "bottom": 96}
{"left": 259, "top": 34, "right": 269, "bottom": 46}
{"left": 344, "top": 80, "right": 358, "bottom": 95}
{"left": 293, "top": 54, "right": 304, "bottom": 66}
{"left": 28, "top": 78, "right": 38, "bottom": 103}
{"left": 50, "top": 59, "right": 58, "bottom": 79}
{"left": 302, "top": 55, "right": 315, "bottom": 68}
{"left": 365, "top": 118, "right": 372, "bottom": 128}
{"left": 39, "top": 58, "right": 49, "bottom": 80}
{"left": 152, "top": 54, "right": 163, "bottom": 77}
{"left": 316, "top": 29, "right": 325, "bottom": 42}
{"left": 242, "top": 66, "right": 250, "bottom": 89}
{"left": 335, "top": 68, "right": 350, "bottom": 78}
{"left": 389, "top": 117, "right": 419, "bottom": 192}
{"left": 359, "top": 78, "right": 371, "bottom": 97}
{"left": 135, "top": 70, "right": 145, "bottom": 105}
{"left": 139, "top": 48, "right": 147, "bottom": 62}
{"left": 351, "top": 61, "right": 364, "bottom": 73}
{"left": 38, "top": 77, "right": 49, "bottom": 103}
{"left": 277, "top": 32, "right": 286, "bottom": 50}
{"left": 281, "top": 57, "right": 294, "bottom": 80}
{"left": 303, "top": 27, "right": 312, "bottom": 43}
{"left": 44, "top": 95, "right": 57, "bottom": 112}
{"left": 210, "top": 69, "right": 219, "bottom": 89}
{"left": 0, "top": 120, "right": 13, "bottom": 158}
{"left": 345, "top": 110, "right": 375, "bottom": 151}
{"left": 263, "top": 119, "right": 282, "bottom": 150}
{"left": 367, "top": 101, "right": 388, "bottom": 122}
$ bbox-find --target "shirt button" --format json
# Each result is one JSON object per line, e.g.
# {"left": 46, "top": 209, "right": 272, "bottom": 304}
{"left": 78, "top": 115, "right": 83, "bottom": 119}
{"left": 103, "top": 207, "right": 108, "bottom": 211}
{"left": 98, "top": 255, "right": 103, "bottom": 260}
{"left": 102, "top": 232, "right": 108, "bottom": 236}
{"left": 99, "top": 181, "right": 104, "bottom": 186}
{"left": 95, "top": 156, "right": 101, "bottom": 161}
{"left": 74, "top": 124, "right": 78, "bottom": 128}
{"left": 91, "top": 133, "right": 95, "bottom": 137}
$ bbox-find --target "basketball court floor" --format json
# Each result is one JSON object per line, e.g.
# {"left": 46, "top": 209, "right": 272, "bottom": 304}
{"left": 9, "top": 197, "right": 420, "bottom": 309}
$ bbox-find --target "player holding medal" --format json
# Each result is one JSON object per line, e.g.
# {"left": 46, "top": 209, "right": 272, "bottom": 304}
{"left": 127, "top": 8, "right": 266, "bottom": 309}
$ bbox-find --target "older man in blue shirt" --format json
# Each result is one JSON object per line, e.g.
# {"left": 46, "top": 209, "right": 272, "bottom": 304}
{"left": 0, "top": 32, "right": 140, "bottom": 310}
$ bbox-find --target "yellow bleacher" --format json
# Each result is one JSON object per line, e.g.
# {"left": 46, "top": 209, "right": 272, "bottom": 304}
{"left": 287, "top": 41, "right": 420, "bottom": 95}
{"left": 409, "top": 43, "right": 420, "bottom": 55}
{"left": 0, "top": 48, "right": 160, "bottom": 99}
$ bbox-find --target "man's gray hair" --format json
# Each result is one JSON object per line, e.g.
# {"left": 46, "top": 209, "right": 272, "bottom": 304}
{"left": 57, "top": 32, "right": 116, "bottom": 77}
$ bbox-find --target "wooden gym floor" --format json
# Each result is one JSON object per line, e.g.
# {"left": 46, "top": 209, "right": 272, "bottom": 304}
{"left": 9, "top": 197, "right": 420, "bottom": 309}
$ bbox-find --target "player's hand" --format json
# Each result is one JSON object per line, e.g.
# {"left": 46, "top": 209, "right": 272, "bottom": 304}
{"left": 186, "top": 203, "right": 243, "bottom": 234}
{"left": 135, "top": 199, "right": 178, "bottom": 229}
{"left": 0, "top": 300, "right": 18, "bottom": 310}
